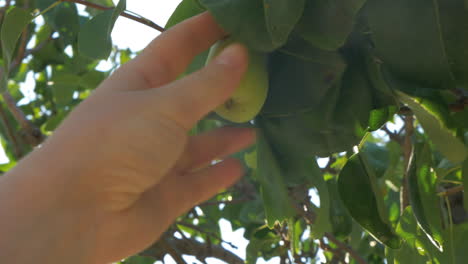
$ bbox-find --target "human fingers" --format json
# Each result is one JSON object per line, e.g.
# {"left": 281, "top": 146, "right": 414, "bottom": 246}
{"left": 148, "top": 158, "right": 243, "bottom": 220}
{"left": 149, "top": 43, "right": 248, "bottom": 130}
{"left": 176, "top": 126, "right": 255, "bottom": 172}
{"left": 121, "top": 12, "right": 227, "bottom": 90}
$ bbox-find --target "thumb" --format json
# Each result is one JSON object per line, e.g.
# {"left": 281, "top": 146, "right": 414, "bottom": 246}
{"left": 148, "top": 43, "right": 249, "bottom": 130}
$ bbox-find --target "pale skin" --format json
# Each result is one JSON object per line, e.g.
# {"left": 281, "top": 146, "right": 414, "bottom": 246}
{"left": 0, "top": 12, "right": 254, "bottom": 264}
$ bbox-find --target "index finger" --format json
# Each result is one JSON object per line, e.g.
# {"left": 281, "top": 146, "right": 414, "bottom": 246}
{"left": 124, "top": 12, "right": 226, "bottom": 89}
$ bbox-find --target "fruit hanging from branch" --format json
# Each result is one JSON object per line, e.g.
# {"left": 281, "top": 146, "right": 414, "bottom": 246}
{"left": 205, "top": 37, "right": 269, "bottom": 123}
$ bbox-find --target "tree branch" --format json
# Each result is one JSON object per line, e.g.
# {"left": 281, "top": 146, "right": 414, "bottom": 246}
{"left": 321, "top": 156, "right": 339, "bottom": 174}
{"left": 11, "top": 35, "right": 54, "bottom": 71}
{"left": 1, "top": 90, "right": 44, "bottom": 146}
{"left": 158, "top": 237, "right": 186, "bottom": 264}
{"left": 382, "top": 125, "right": 403, "bottom": 145}
{"left": 12, "top": 16, "right": 30, "bottom": 70}
{"left": 142, "top": 235, "right": 244, "bottom": 264}
{"left": 62, "top": 0, "right": 165, "bottom": 32}
{"left": 176, "top": 221, "right": 238, "bottom": 250}
{"left": 438, "top": 186, "right": 464, "bottom": 197}
{"left": 0, "top": 0, "right": 12, "bottom": 21}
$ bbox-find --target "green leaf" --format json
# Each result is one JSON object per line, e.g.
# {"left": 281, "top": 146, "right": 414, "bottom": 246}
{"left": 51, "top": 74, "right": 81, "bottom": 107}
{"left": 365, "top": 0, "right": 455, "bottom": 90}
{"left": 443, "top": 222, "right": 468, "bottom": 264}
{"left": 263, "top": 0, "right": 306, "bottom": 47}
{"left": 42, "top": 111, "right": 68, "bottom": 132}
{"left": 295, "top": 0, "right": 367, "bottom": 50}
{"left": 85, "top": 0, "right": 114, "bottom": 16}
{"left": 246, "top": 225, "right": 280, "bottom": 264}
{"left": 80, "top": 70, "right": 106, "bottom": 90}
{"left": 29, "top": 40, "right": 66, "bottom": 72}
{"left": 200, "top": 0, "right": 283, "bottom": 51}
{"left": 338, "top": 152, "right": 402, "bottom": 248}
{"left": 37, "top": 0, "right": 58, "bottom": 22}
{"left": 166, "top": 0, "right": 207, "bottom": 75}
{"left": 390, "top": 207, "right": 434, "bottom": 264}
{"left": 407, "top": 142, "right": 444, "bottom": 251}
{"left": 328, "top": 179, "right": 353, "bottom": 239}
{"left": 35, "top": 24, "right": 53, "bottom": 45}
{"left": 119, "top": 48, "right": 132, "bottom": 65}
{"left": 0, "top": 7, "right": 33, "bottom": 90}
{"left": 436, "top": 0, "right": 468, "bottom": 90}
{"left": 363, "top": 50, "right": 399, "bottom": 131}
{"left": 260, "top": 41, "right": 376, "bottom": 156}
{"left": 397, "top": 91, "right": 467, "bottom": 164}
{"left": 166, "top": 0, "right": 205, "bottom": 29}
{"left": 78, "top": 11, "right": 113, "bottom": 60}
{"left": 261, "top": 39, "right": 346, "bottom": 116}
{"left": 244, "top": 149, "right": 257, "bottom": 170}
{"left": 52, "top": 2, "right": 80, "bottom": 45}
{"left": 381, "top": 141, "right": 404, "bottom": 189}
{"left": 256, "top": 125, "right": 295, "bottom": 227}
{"left": 258, "top": 115, "right": 332, "bottom": 235}
{"left": 78, "top": 0, "right": 126, "bottom": 60}
{"left": 362, "top": 142, "right": 390, "bottom": 178}
{"left": 368, "top": 107, "right": 397, "bottom": 131}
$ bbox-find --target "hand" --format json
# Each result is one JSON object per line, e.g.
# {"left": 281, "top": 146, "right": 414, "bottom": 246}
{"left": 0, "top": 12, "right": 254, "bottom": 264}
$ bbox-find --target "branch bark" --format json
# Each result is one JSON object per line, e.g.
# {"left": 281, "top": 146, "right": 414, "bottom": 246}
{"left": 176, "top": 222, "right": 238, "bottom": 250}
{"left": 62, "top": 0, "right": 165, "bottom": 32}
{"left": 158, "top": 237, "right": 186, "bottom": 264}
{"left": 438, "top": 186, "right": 464, "bottom": 197}
{"left": 142, "top": 235, "right": 244, "bottom": 264}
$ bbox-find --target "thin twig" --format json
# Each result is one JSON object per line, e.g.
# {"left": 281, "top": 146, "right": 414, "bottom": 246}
{"left": 322, "top": 156, "right": 339, "bottom": 174}
{"left": 0, "top": 0, "right": 12, "bottom": 21}
{"left": 382, "top": 125, "right": 403, "bottom": 145}
{"left": 11, "top": 25, "right": 30, "bottom": 71}
{"left": 1, "top": 90, "right": 44, "bottom": 146}
{"left": 325, "top": 233, "right": 368, "bottom": 264}
{"left": 158, "top": 237, "right": 187, "bottom": 264}
{"left": 143, "top": 236, "right": 244, "bottom": 264}
{"left": 176, "top": 221, "right": 238, "bottom": 250}
{"left": 62, "top": 0, "right": 165, "bottom": 32}
{"left": 401, "top": 114, "right": 414, "bottom": 213}
{"left": 293, "top": 200, "right": 367, "bottom": 264}
{"left": 10, "top": 34, "right": 54, "bottom": 72}
{"left": 438, "top": 186, "right": 464, "bottom": 197}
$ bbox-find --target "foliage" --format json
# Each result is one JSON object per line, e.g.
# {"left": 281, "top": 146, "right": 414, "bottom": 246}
{"left": 1, "top": 0, "right": 468, "bottom": 263}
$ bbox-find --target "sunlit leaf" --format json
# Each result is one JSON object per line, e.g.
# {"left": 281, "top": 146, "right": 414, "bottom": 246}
{"left": 0, "top": 7, "right": 33, "bottom": 90}
{"left": 78, "top": 0, "right": 126, "bottom": 60}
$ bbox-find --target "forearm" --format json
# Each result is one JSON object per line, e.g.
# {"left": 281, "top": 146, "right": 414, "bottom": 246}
{"left": 0, "top": 147, "right": 97, "bottom": 264}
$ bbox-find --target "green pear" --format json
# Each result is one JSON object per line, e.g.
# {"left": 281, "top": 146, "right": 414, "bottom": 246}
{"left": 206, "top": 37, "right": 269, "bottom": 123}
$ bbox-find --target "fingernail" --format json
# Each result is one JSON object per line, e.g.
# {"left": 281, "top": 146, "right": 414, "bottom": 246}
{"left": 214, "top": 44, "right": 246, "bottom": 68}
